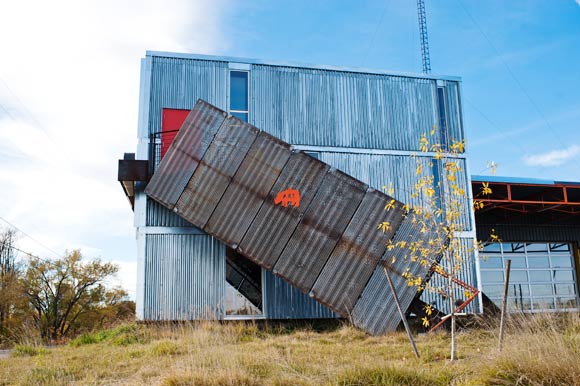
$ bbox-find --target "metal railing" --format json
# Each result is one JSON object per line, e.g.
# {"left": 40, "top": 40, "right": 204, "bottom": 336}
{"left": 148, "top": 130, "right": 179, "bottom": 175}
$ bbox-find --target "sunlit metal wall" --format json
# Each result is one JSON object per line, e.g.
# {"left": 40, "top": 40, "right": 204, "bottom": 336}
{"left": 262, "top": 271, "right": 338, "bottom": 319}
{"left": 251, "top": 65, "right": 441, "bottom": 150}
{"left": 137, "top": 52, "right": 475, "bottom": 321}
{"left": 143, "top": 234, "right": 225, "bottom": 320}
{"left": 317, "top": 152, "right": 478, "bottom": 313}
{"left": 147, "top": 56, "right": 228, "bottom": 135}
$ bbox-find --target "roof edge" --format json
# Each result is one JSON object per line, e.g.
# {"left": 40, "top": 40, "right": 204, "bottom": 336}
{"left": 471, "top": 175, "right": 580, "bottom": 186}
{"left": 145, "top": 51, "right": 462, "bottom": 82}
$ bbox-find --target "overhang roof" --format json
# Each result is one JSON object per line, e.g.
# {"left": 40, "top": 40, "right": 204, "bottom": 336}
{"left": 471, "top": 175, "right": 580, "bottom": 225}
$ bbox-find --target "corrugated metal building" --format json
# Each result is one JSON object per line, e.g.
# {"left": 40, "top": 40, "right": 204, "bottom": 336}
{"left": 129, "top": 51, "right": 478, "bottom": 322}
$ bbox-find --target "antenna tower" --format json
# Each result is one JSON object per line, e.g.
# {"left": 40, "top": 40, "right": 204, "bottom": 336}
{"left": 417, "top": 0, "right": 431, "bottom": 73}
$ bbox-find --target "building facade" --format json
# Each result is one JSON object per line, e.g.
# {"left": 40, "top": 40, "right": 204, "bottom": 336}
{"left": 129, "top": 51, "right": 479, "bottom": 321}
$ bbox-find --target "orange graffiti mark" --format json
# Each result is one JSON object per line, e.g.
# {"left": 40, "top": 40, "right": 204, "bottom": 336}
{"left": 274, "top": 188, "right": 300, "bottom": 208}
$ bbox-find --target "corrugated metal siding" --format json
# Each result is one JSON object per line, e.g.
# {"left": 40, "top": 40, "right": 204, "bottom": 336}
{"left": 420, "top": 237, "right": 479, "bottom": 314}
{"left": 145, "top": 100, "right": 448, "bottom": 333}
{"left": 238, "top": 152, "right": 330, "bottom": 269}
{"left": 318, "top": 152, "right": 435, "bottom": 209}
{"left": 145, "top": 101, "right": 227, "bottom": 209}
{"left": 319, "top": 152, "right": 472, "bottom": 231}
{"left": 205, "top": 132, "right": 292, "bottom": 246}
{"left": 263, "top": 270, "right": 337, "bottom": 319}
{"left": 310, "top": 190, "right": 404, "bottom": 315}
{"left": 251, "top": 64, "right": 445, "bottom": 151}
{"left": 148, "top": 57, "right": 228, "bottom": 136}
{"left": 441, "top": 157, "right": 472, "bottom": 231}
{"left": 175, "top": 117, "right": 259, "bottom": 227}
{"left": 351, "top": 211, "right": 440, "bottom": 335}
{"left": 272, "top": 169, "right": 368, "bottom": 295}
{"left": 143, "top": 234, "right": 225, "bottom": 320}
{"left": 146, "top": 199, "right": 194, "bottom": 227}
{"left": 445, "top": 82, "right": 464, "bottom": 144}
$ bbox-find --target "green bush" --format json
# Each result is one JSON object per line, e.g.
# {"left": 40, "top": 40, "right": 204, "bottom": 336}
{"left": 11, "top": 344, "right": 48, "bottom": 357}
{"left": 69, "top": 323, "right": 148, "bottom": 347}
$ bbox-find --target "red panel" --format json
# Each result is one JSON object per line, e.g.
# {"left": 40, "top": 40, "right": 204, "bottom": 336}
{"left": 161, "top": 108, "right": 190, "bottom": 158}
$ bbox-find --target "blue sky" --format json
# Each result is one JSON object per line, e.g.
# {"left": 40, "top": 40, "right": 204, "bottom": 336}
{"left": 0, "top": 0, "right": 578, "bottom": 295}
{"left": 217, "top": 0, "right": 580, "bottom": 181}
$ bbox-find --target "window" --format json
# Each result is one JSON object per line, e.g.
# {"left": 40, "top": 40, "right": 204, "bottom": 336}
{"left": 480, "top": 242, "right": 579, "bottom": 312}
{"left": 230, "top": 71, "right": 249, "bottom": 122}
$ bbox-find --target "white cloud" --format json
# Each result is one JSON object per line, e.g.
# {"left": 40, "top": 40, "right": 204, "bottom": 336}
{"left": 523, "top": 144, "right": 580, "bottom": 167}
{"left": 576, "top": 0, "right": 580, "bottom": 7}
{"left": 0, "top": 0, "right": 232, "bottom": 297}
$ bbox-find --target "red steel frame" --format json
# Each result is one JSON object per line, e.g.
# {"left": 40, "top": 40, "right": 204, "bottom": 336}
{"left": 472, "top": 180, "right": 580, "bottom": 216}
{"left": 427, "top": 265, "right": 480, "bottom": 332}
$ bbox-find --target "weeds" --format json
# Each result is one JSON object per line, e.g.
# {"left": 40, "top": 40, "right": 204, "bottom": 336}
{"left": 0, "top": 314, "right": 578, "bottom": 385}
{"left": 11, "top": 344, "right": 48, "bottom": 357}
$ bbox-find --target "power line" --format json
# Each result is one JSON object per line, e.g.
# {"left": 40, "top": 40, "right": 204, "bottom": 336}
{"left": 456, "top": 0, "right": 565, "bottom": 147}
{"left": 0, "top": 216, "right": 63, "bottom": 259}
{"left": 0, "top": 239, "right": 41, "bottom": 260}
{"left": 362, "top": 0, "right": 390, "bottom": 66}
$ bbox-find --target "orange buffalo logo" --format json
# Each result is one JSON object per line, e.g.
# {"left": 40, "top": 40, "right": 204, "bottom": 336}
{"left": 274, "top": 188, "right": 300, "bottom": 208}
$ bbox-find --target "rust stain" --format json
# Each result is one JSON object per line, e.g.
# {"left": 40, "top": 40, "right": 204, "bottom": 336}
{"left": 274, "top": 188, "right": 300, "bottom": 208}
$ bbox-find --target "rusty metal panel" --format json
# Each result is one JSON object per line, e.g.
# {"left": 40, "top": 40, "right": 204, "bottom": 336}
{"left": 174, "top": 117, "right": 259, "bottom": 227}
{"left": 351, "top": 211, "right": 440, "bottom": 335}
{"left": 310, "top": 190, "right": 405, "bottom": 315}
{"left": 238, "top": 152, "right": 330, "bottom": 269}
{"left": 204, "top": 132, "right": 292, "bottom": 247}
{"left": 145, "top": 100, "right": 227, "bottom": 209}
{"left": 273, "top": 169, "right": 367, "bottom": 294}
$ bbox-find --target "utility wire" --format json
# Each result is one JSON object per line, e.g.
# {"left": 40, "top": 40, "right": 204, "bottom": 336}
{"left": 362, "top": 0, "right": 390, "bottom": 66}
{"left": 456, "top": 0, "right": 565, "bottom": 147}
{"left": 0, "top": 239, "right": 41, "bottom": 260}
{"left": 0, "top": 216, "right": 63, "bottom": 259}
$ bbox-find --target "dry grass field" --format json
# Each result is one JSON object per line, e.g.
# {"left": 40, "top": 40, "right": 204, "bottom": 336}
{"left": 1, "top": 313, "right": 579, "bottom": 386}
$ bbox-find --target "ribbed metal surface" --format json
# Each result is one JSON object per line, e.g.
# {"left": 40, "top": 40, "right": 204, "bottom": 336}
{"left": 273, "top": 169, "right": 367, "bottom": 295}
{"left": 445, "top": 82, "right": 464, "bottom": 145}
{"left": 318, "top": 152, "right": 435, "bottom": 208}
{"left": 319, "top": 152, "right": 472, "bottom": 231}
{"left": 263, "top": 270, "right": 337, "bottom": 319}
{"left": 143, "top": 234, "right": 225, "bottom": 320}
{"left": 310, "top": 190, "right": 405, "bottom": 315}
{"left": 145, "top": 101, "right": 227, "bottom": 209}
{"left": 174, "top": 117, "right": 259, "bottom": 227}
{"left": 148, "top": 57, "right": 228, "bottom": 136}
{"left": 205, "top": 132, "right": 292, "bottom": 247}
{"left": 146, "top": 198, "right": 194, "bottom": 227}
{"left": 351, "top": 211, "right": 440, "bottom": 335}
{"left": 145, "top": 100, "right": 446, "bottom": 334}
{"left": 442, "top": 157, "right": 472, "bottom": 231}
{"left": 238, "top": 152, "right": 330, "bottom": 269}
{"left": 420, "top": 237, "right": 479, "bottom": 314}
{"left": 251, "top": 65, "right": 447, "bottom": 151}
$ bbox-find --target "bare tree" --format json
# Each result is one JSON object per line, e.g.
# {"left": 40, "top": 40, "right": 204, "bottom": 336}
{"left": 0, "top": 228, "right": 21, "bottom": 333}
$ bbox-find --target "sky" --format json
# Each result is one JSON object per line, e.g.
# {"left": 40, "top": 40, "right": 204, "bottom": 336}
{"left": 0, "top": 0, "right": 578, "bottom": 297}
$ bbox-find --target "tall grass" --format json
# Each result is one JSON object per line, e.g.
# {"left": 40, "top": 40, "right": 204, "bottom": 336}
{"left": 0, "top": 313, "right": 578, "bottom": 385}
